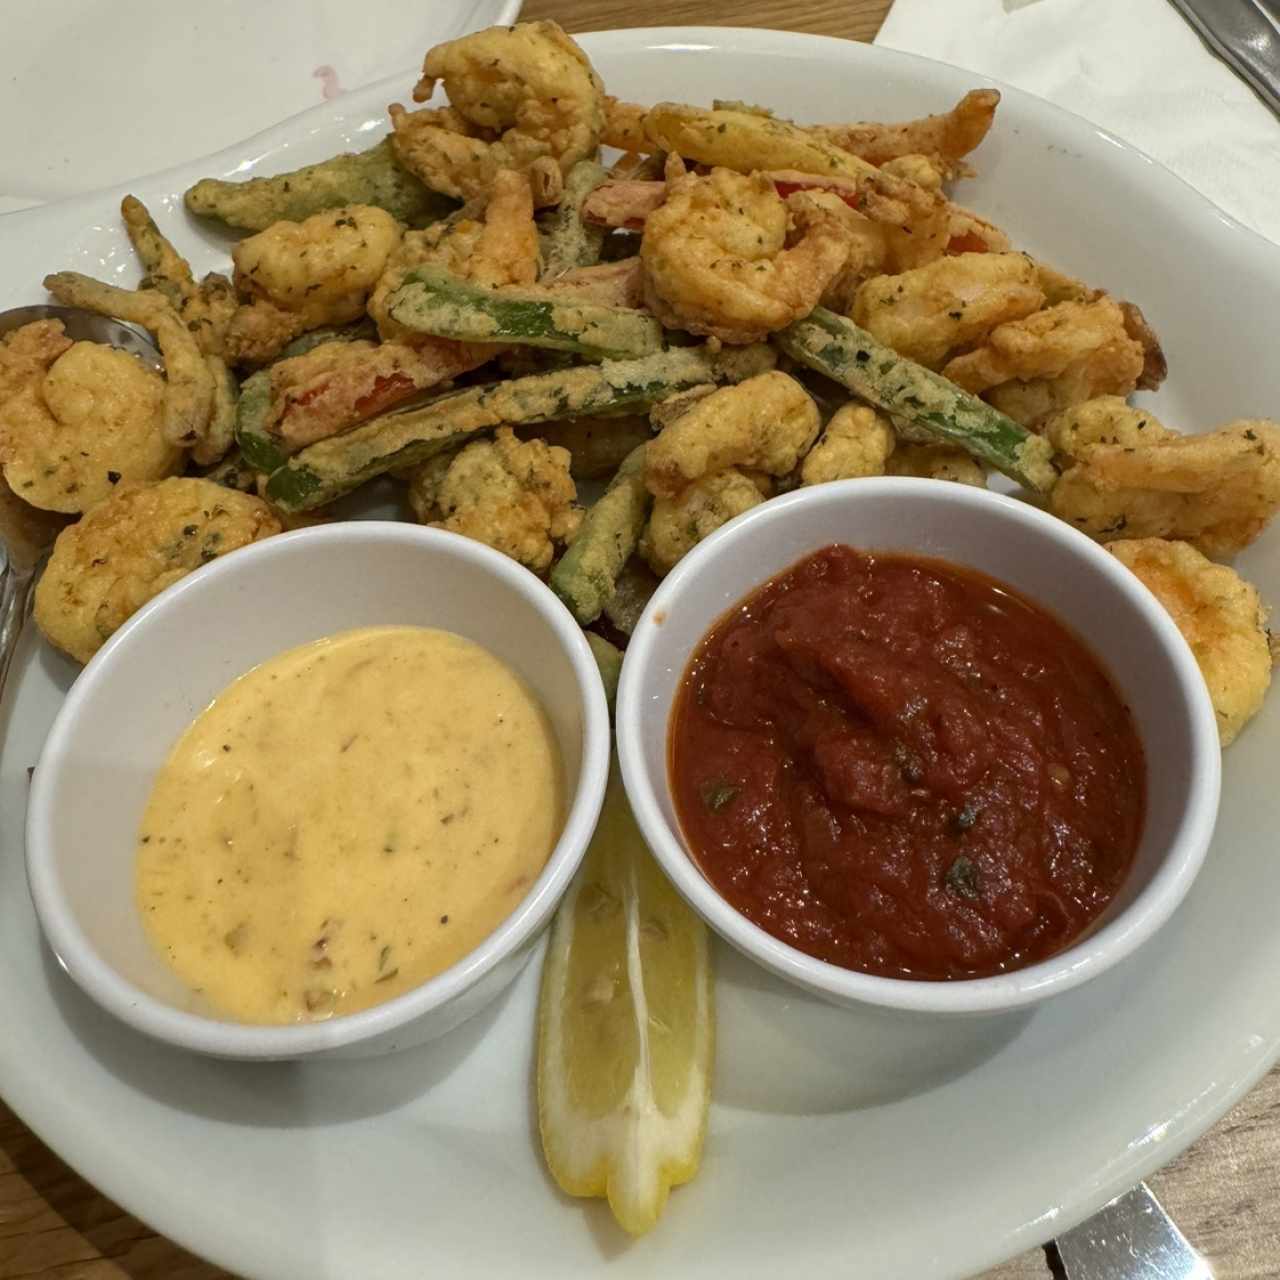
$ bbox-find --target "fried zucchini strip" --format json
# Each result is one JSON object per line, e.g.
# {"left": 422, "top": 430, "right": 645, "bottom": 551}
{"left": 540, "top": 160, "right": 608, "bottom": 278}
{"left": 387, "top": 265, "right": 662, "bottom": 360}
{"left": 550, "top": 446, "right": 651, "bottom": 625}
{"left": 586, "top": 632, "right": 624, "bottom": 712}
{"left": 777, "top": 308, "right": 1056, "bottom": 493}
{"left": 120, "top": 195, "right": 196, "bottom": 306}
{"left": 43, "top": 271, "right": 215, "bottom": 453}
{"left": 184, "top": 138, "right": 454, "bottom": 231}
{"left": 266, "top": 345, "right": 774, "bottom": 512}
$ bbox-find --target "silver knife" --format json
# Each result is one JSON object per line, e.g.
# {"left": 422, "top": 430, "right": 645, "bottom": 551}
{"left": 1054, "top": 1182, "right": 1214, "bottom": 1280}
{"left": 1168, "top": 0, "right": 1280, "bottom": 119}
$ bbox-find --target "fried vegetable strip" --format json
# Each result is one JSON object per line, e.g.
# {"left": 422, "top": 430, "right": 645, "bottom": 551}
{"left": 184, "top": 138, "right": 453, "bottom": 231}
{"left": 387, "top": 265, "right": 663, "bottom": 360}
{"left": 809, "top": 89, "right": 1001, "bottom": 173}
{"left": 540, "top": 160, "right": 608, "bottom": 278}
{"left": 550, "top": 445, "right": 651, "bottom": 624}
{"left": 266, "top": 345, "right": 775, "bottom": 511}
{"left": 777, "top": 307, "right": 1056, "bottom": 492}
{"left": 586, "top": 633, "right": 624, "bottom": 711}
{"left": 43, "top": 271, "right": 214, "bottom": 453}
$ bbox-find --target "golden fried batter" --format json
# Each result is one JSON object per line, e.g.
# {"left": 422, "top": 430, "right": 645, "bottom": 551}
{"left": 391, "top": 21, "right": 604, "bottom": 205}
{"left": 852, "top": 252, "right": 1045, "bottom": 369}
{"left": 641, "top": 167, "right": 850, "bottom": 344}
{"left": 641, "top": 468, "right": 771, "bottom": 576}
{"left": 886, "top": 442, "right": 987, "bottom": 487}
{"left": 1110, "top": 538, "right": 1272, "bottom": 747}
{"left": 226, "top": 205, "right": 402, "bottom": 363}
{"left": 407, "top": 426, "right": 581, "bottom": 573}
{"left": 34, "top": 478, "right": 281, "bottom": 663}
{"left": 943, "top": 298, "right": 1146, "bottom": 427}
{"left": 0, "top": 324, "right": 180, "bottom": 514}
{"left": 800, "top": 403, "right": 894, "bottom": 485}
{"left": 645, "top": 371, "right": 820, "bottom": 498}
{"left": 1048, "top": 400, "right": 1280, "bottom": 556}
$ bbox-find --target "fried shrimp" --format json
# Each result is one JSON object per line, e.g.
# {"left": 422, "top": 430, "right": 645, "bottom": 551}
{"left": 407, "top": 425, "right": 581, "bottom": 573}
{"left": 644, "top": 371, "right": 820, "bottom": 497}
{"left": 800, "top": 403, "right": 895, "bottom": 484}
{"left": 1109, "top": 538, "right": 1273, "bottom": 746}
{"left": 852, "top": 252, "right": 1046, "bottom": 369}
{"left": 640, "top": 468, "right": 771, "bottom": 576}
{"left": 390, "top": 21, "right": 604, "bottom": 206}
{"left": 810, "top": 89, "right": 1001, "bottom": 176}
{"left": 226, "top": 205, "right": 402, "bottom": 363}
{"left": 33, "top": 478, "right": 281, "bottom": 663}
{"left": 42, "top": 271, "right": 216, "bottom": 454}
{"left": 941, "top": 297, "right": 1147, "bottom": 427}
{"left": 1048, "top": 399, "right": 1280, "bottom": 556}
{"left": 0, "top": 321, "right": 180, "bottom": 513}
{"left": 641, "top": 168, "right": 851, "bottom": 344}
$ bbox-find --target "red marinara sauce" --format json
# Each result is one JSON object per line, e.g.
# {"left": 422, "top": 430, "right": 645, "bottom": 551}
{"left": 669, "top": 545, "right": 1146, "bottom": 981}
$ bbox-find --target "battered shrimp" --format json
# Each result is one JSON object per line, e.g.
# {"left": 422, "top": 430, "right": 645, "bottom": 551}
{"left": 886, "top": 442, "right": 987, "bottom": 487}
{"left": 1109, "top": 538, "right": 1273, "bottom": 747}
{"left": 644, "top": 371, "right": 820, "bottom": 497}
{"left": 390, "top": 21, "right": 604, "bottom": 206}
{"left": 641, "top": 168, "right": 851, "bottom": 344}
{"left": 33, "top": 478, "right": 281, "bottom": 663}
{"left": 810, "top": 89, "right": 1001, "bottom": 176}
{"left": 942, "top": 298, "right": 1147, "bottom": 428}
{"left": 851, "top": 253, "right": 1046, "bottom": 369}
{"left": 1048, "top": 400, "right": 1280, "bottom": 556}
{"left": 640, "top": 468, "right": 771, "bottom": 576}
{"left": 800, "top": 403, "right": 895, "bottom": 485}
{"left": 407, "top": 426, "right": 581, "bottom": 574}
{"left": 226, "top": 205, "right": 402, "bottom": 363}
{"left": 0, "top": 321, "right": 180, "bottom": 513}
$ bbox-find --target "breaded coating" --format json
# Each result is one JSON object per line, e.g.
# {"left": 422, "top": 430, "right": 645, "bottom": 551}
{"left": 810, "top": 89, "right": 1001, "bottom": 176}
{"left": 641, "top": 167, "right": 851, "bottom": 344}
{"left": 879, "top": 154, "right": 944, "bottom": 191}
{"left": 641, "top": 468, "right": 771, "bottom": 576}
{"left": 942, "top": 298, "right": 1146, "bottom": 428}
{"left": 226, "top": 205, "right": 402, "bottom": 363}
{"left": 42, "top": 272, "right": 215, "bottom": 452}
{"left": 518, "top": 414, "right": 653, "bottom": 480}
{"left": 852, "top": 252, "right": 1045, "bottom": 369}
{"left": 800, "top": 403, "right": 895, "bottom": 485}
{"left": 368, "top": 170, "right": 539, "bottom": 342}
{"left": 257, "top": 337, "right": 493, "bottom": 450}
{"left": 391, "top": 21, "right": 604, "bottom": 205}
{"left": 407, "top": 426, "right": 581, "bottom": 574}
{"left": 886, "top": 442, "right": 987, "bottom": 487}
{"left": 1110, "top": 538, "right": 1273, "bottom": 746}
{"left": 645, "top": 371, "right": 820, "bottom": 498}
{"left": 0, "top": 324, "right": 180, "bottom": 514}
{"left": 1049, "top": 401, "right": 1280, "bottom": 556}
{"left": 183, "top": 138, "right": 450, "bottom": 232}
{"left": 33, "top": 478, "right": 282, "bottom": 663}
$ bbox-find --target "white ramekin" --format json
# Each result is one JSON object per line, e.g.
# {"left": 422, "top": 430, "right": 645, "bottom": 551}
{"left": 617, "top": 478, "right": 1221, "bottom": 1017}
{"left": 27, "top": 521, "right": 610, "bottom": 1059}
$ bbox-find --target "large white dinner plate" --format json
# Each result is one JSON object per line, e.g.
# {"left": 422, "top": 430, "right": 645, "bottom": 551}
{"left": 2, "top": 27, "right": 1278, "bottom": 1280}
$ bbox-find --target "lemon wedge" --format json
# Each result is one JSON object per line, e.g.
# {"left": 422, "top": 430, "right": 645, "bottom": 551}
{"left": 537, "top": 765, "right": 714, "bottom": 1236}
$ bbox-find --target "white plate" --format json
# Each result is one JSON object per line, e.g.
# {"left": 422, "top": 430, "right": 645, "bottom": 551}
{"left": 3, "top": 28, "right": 1279, "bottom": 1280}
{"left": 0, "top": 0, "right": 519, "bottom": 211}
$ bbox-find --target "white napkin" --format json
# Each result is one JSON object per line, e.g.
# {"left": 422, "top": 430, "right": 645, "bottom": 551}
{"left": 875, "top": 0, "right": 1280, "bottom": 244}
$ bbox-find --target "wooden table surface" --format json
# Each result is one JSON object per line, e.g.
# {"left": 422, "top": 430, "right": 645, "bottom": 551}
{"left": 4, "top": 1, "right": 1279, "bottom": 1277}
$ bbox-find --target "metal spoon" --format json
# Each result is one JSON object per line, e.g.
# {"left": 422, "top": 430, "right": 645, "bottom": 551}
{"left": 0, "top": 305, "right": 164, "bottom": 703}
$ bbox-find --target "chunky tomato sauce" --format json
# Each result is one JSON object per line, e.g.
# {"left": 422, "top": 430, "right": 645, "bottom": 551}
{"left": 669, "top": 546, "right": 1146, "bottom": 981}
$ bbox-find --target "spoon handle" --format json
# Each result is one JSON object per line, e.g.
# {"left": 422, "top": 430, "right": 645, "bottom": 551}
{"left": 0, "top": 550, "right": 36, "bottom": 708}
{"left": 1055, "top": 1182, "right": 1214, "bottom": 1279}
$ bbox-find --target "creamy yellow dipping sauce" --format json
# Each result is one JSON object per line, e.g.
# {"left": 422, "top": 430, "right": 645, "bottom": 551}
{"left": 135, "top": 625, "right": 564, "bottom": 1024}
